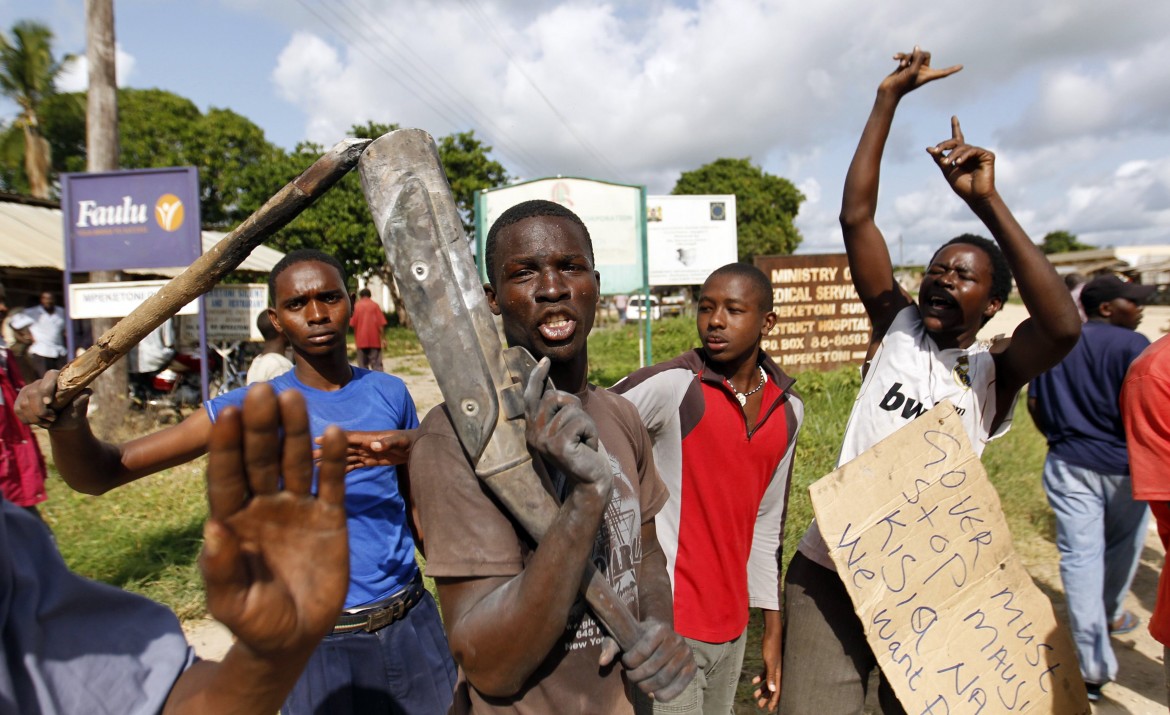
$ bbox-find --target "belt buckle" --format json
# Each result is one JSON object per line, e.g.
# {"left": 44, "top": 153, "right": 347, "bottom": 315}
{"left": 348, "top": 580, "right": 421, "bottom": 633}
{"left": 365, "top": 605, "right": 392, "bottom": 633}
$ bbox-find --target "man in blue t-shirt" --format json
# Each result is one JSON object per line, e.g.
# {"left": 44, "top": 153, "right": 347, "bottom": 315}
{"left": 1028, "top": 274, "right": 1155, "bottom": 701}
{"left": 15, "top": 249, "right": 456, "bottom": 715}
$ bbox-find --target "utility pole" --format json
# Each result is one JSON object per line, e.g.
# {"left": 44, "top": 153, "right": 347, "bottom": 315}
{"left": 85, "top": 0, "right": 128, "bottom": 432}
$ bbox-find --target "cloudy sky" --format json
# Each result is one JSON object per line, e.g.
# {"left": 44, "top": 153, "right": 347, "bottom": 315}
{"left": 6, "top": 0, "right": 1170, "bottom": 262}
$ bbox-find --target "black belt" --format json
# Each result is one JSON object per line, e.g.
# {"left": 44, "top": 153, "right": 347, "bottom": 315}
{"left": 333, "top": 574, "right": 424, "bottom": 634}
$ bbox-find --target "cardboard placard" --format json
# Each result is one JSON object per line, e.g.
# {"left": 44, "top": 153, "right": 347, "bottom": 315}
{"left": 810, "top": 401, "right": 1089, "bottom": 714}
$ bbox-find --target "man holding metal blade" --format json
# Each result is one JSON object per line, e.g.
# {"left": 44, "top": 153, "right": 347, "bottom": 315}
{"left": 408, "top": 199, "right": 696, "bottom": 713}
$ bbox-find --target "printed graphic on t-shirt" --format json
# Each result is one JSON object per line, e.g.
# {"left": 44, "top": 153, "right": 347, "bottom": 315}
{"left": 877, "top": 380, "right": 968, "bottom": 421}
{"left": 562, "top": 451, "right": 642, "bottom": 653}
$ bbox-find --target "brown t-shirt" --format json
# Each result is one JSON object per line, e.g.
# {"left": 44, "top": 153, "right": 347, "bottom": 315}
{"left": 411, "top": 384, "right": 669, "bottom": 715}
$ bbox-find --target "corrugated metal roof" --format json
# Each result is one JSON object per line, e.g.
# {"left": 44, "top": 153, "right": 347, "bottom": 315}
{"left": 0, "top": 200, "right": 283, "bottom": 274}
{"left": 0, "top": 201, "right": 65, "bottom": 268}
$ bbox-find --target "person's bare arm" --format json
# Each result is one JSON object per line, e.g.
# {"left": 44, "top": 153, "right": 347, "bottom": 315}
{"left": 926, "top": 119, "right": 1080, "bottom": 429}
{"left": 15, "top": 370, "right": 210, "bottom": 494}
{"left": 436, "top": 360, "right": 614, "bottom": 696}
{"left": 162, "top": 385, "right": 348, "bottom": 714}
{"left": 750, "top": 609, "right": 783, "bottom": 711}
{"left": 396, "top": 462, "right": 424, "bottom": 555}
{"left": 840, "top": 48, "right": 962, "bottom": 348}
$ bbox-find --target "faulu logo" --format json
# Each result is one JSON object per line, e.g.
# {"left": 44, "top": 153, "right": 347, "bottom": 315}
{"left": 154, "top": 194, "right": 185, "bottom": 232}
{"left": 75, "top": 196, "right": 148, "bottom": 227}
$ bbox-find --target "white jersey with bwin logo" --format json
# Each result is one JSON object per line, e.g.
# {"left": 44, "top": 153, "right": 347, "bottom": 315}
{"left": 797, "top": 305, "right": 1015, "bottom": 571}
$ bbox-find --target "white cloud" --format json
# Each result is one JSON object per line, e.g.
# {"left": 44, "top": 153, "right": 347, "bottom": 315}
{"left": 55, "top": 43, "right": 136, "bottom": 92}
{"left": 1001, "top": 37, "right": 1170, "bottom": 148}
{"left": 256, "top": 0, "right": 1170, "bottom": 258}
{"left": 1060, "top": 158, "right": 1170, "bottom": 240}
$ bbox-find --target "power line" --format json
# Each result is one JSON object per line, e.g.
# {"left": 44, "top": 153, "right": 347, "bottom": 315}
{"left": 344, "top": 0, "right": 551, "bottom": 178}
{"left": 292, "top": 0, "right": 547, "bottom": 179}
{"left": 457, "top": 0, "right": 626, "bottom": 181}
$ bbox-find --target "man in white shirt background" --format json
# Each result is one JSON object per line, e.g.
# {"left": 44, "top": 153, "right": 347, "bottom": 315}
{"left": 24, "top": 291, "right": 66, "bottom": 378}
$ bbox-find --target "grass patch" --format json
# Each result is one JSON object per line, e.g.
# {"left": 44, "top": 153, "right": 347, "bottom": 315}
{"left": 44, "top": 458, "right": 209, "bottom": 621}
{"left": 383, "top": 326, "right": 425, "bottom": 358}
{"left": 587, "top": 316, "right": 702, "bottom": 387}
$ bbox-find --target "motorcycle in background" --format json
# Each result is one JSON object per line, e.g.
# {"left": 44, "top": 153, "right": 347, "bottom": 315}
{"left": 127, "top": 320, "right": 207, "bottom": 421}
{"left": 129, "top": 351, "right": 211, "bottom": 421}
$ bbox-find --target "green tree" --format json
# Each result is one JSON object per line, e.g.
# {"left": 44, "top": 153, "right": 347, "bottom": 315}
{"left": 238, "top": 140, "right": 384, "bottom": 283}
{"left": 438, "top": 130, "right": 509, "bottom": 235}
{"left": 1040, "top": 229, "right": 1094, "bottom": 254}
{"left": 241, "top": 123, "right": 509, "bottom": 326}
{"left": 10, "top": 87, "right": 277, "bottom": 224}
{"left": 0, "top": 20, "right": 73, "bottom": 198}
{"left": 671, "top": 157, "right": 804, "bottom": 261}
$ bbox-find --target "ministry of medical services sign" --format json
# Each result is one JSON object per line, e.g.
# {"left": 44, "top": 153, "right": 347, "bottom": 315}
{"left": 61, "top": 167, "right": 202, "bottom": 272}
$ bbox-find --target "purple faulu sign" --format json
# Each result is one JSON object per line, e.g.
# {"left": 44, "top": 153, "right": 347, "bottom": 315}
{"left": 61, "top": 167, "right": 202, "bottom": 272}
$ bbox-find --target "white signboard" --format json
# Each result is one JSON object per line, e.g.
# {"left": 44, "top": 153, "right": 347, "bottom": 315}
{"left": 205, "top": 284, "right": 268, "bottom": 341}
{"left": 646, "top": 195, "right": 738, "bottom": 286}
{"left": 477, "top": 177, "right": 645, "bottom": 295}
{"left": 68, "top": 280, "right": 199, "bottom": 320}
{"left": 70, "top": 282, "right": 267, "bottom": 343}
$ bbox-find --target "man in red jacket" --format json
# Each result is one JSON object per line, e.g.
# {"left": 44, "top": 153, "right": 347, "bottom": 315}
{"left": 350, "top": 288, "right": 387, "bottom": 372}
{"left": 0, "top": 283, "right": 49, "bottom": 522}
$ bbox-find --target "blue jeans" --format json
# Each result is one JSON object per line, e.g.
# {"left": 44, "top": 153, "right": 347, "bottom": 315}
{"left": 281, "top": 591, "right": 456, "bottom": 714}
{"left": 1043, "top": 453, "right": 1149, "bottom": 685}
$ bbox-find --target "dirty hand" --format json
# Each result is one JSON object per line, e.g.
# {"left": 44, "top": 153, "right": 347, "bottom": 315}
{"left": 201, "top": 384, "right": 349, "bottom": 658}
{"left": 600, "top": 617, "right": 696, "bottom": 703}
{"left": 522, "top": 357, "right": 610, "bottom": 488}
{"left": 14, "top": 370, "right": 90, "bottom": 431}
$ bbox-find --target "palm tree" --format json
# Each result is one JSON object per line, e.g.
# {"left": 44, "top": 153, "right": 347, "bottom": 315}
{"left": 0, "top": 21, "right": 72, "bottom": 199}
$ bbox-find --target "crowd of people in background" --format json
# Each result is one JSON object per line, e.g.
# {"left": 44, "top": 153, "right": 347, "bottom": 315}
{"left": 4, "top": 47, "right": 1170, "bottom": 715}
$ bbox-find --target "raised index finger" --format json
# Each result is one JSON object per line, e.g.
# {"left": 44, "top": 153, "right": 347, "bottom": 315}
{"left": 951, "top": 115, "right": 964, "bottom": 144}
{"left": 933, "top": 63, "right": 963, "bottom": 80}
{"left": 523, "top": 357, "right": 552, "bottom": 421}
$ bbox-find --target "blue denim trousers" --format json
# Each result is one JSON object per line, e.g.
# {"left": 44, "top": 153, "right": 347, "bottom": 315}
{"left": 281, "top": 591, "right": 456, "bottom": 715}
{"left": 1042, "top": 453, "right": 1149, "bottom": 686}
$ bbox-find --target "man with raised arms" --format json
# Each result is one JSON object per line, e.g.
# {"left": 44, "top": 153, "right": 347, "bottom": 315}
{"left": 779, "top": 48, "right": 1080, "bottom": 714}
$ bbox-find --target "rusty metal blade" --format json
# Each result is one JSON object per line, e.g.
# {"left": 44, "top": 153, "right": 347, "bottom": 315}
{"left": 385, "top": 176, "right": 499, "bottom": 460}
